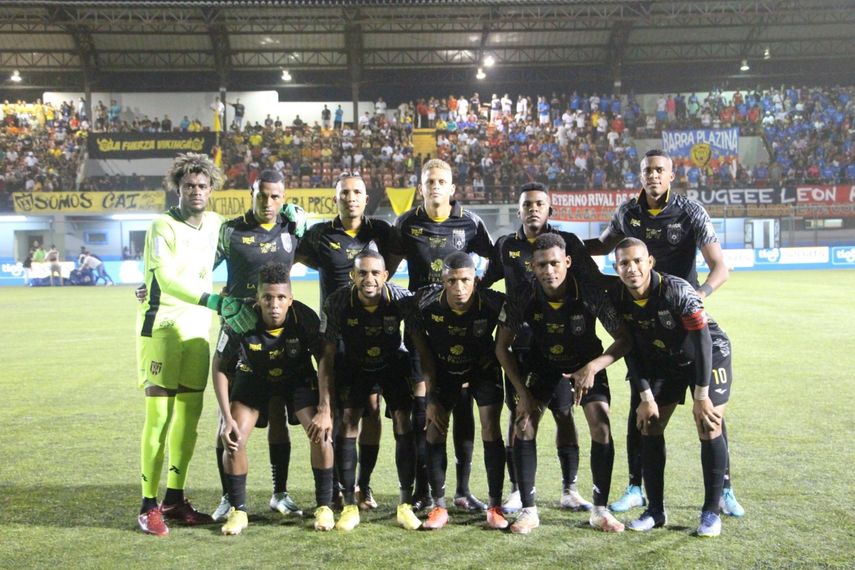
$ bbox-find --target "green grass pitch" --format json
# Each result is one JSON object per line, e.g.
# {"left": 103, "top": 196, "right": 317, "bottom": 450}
{"left": 0, "top": 270, "right": 853, "bottom": 569}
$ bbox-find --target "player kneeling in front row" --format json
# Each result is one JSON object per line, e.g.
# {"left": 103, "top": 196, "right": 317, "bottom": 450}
{"left": 495, "top": 234, "right": 631, "bottom": 534}
{"left": 318, "top": 251, "right": 420, "bottom": 531}
{"left": 213, "top": 262, "right": 336, "bottom": 535}
{"left": 406, "top": 252, "right": 508, "bottom": 530}
{"left": 611, "top": 238, "right": 732, "bottom": 537}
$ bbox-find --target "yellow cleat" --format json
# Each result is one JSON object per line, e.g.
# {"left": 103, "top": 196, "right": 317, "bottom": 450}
{"left": 335, "top": 504, "right": 360, "bottom": 531}
{"left": 314, "top": 505, "right": 335, "bottom": 531}
{"left": 221, "top": 508, "right": 248, "bottom": 536}
{"left": 396, "top": 503, "right": 422, "bottom": 531}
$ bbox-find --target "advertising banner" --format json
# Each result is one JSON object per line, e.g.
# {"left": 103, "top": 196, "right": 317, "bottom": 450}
{"left": 88, "top": 132, "right": 217, "bottom": 159}
{"left": 12, "top": 191, "right": 165, "bottom": 214}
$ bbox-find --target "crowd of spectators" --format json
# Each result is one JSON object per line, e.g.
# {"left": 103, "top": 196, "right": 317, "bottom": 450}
{"left": 3, "top": 85, "right": 854, "bottom": 210}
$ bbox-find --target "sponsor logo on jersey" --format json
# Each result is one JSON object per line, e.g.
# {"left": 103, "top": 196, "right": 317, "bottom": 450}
{"left": 410, "top": 227, "right": 423, "bottom": 237}
{"left": 238, "top": 362, "right": 251, "bottom": 372}
{"left": 150, "top": 361, "right": 162, "bottom": 375}
{"left": 383, "top": 316, "right": 399, "bottom": 334}
{"left": 431, "top": 313, "right": 444, "bottom": 323}
{"left": 241, "top": 236, "right": 255, "bottom": 245}
{"left": 666, "top": 223, "right": 683, "bottom": 245}
{"left": 653, "top": 339, "right": 665, "bottom": 349}
{"left": 429, "top": 236, "right": 446, "bottom": 248}
{"left": 658, "top": 309, "right": 676, "bottom": 329}
{"left": 546, "top": 322, "right": 565, "bottom": 334}
{"left": 329, "top": 242, "right": 341, "bottom": 250}
{"left": 430, "top": 258, "right": 443, "bottom": 275}
{"left": 473, "top": 318, "right": 489, "bottom": 337}
{"left": 448, "top": 325, "right": 467, "bottom": 337}
{"left": 248, "top": 342, "right": 262, "bottom": 351}
{"left": 645, "top": 227, "right": 662, "bottom": 240}
{"left": 269, "top": 368, "right": 283, "bottom": 377}
{"left": 570, "top": 315, "right": 585, "bottom": 336}
{"left": 509, "top": 250, "right": 521, "bottom": 258}
{"left": 452, "top": 229, "right": 466, "bottom": 250}
{"left": 346, "top": 247, "right": 361, "bottom": 260}
{"left": 269, "top": 348, "right": 283, "bottom": 360}
{"left": 450, "top": 344, "right": 464, "bottom": 355}
{"left": 630, "top": 218, "right": 641, "bottom": 227}
{"left": 285, "top": 338, "right": 301, "bottom": 357}
{"left": 347, "top": 318, "right": 359, "bottom": 326}
{"left": 366, "top": 346, "right": 381, "bottom": 357}
{"left": 365, "top": 325, "right": 382, "bottom": 336}
{"left": 533, "top": 313, "right": 543, "bottom": 321}
{"left": 260, "top": 241, "right": 277, "bottom": 254}
{"left": 549, "top": 344, "right": 564, "bottom": 355}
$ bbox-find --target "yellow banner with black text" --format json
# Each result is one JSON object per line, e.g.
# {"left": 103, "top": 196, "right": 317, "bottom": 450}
{"left": 209, "top": 188, "right": 337, "bottom": 219}
{"left": 12, "top": 191, "right": 165, "bottom": 214}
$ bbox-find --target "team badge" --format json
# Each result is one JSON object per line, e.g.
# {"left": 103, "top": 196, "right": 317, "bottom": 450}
{"left": 280, "top": 234, "right": 293, "bottom": 253}
{"left": 150, "top": 361, "right": 162, "bottom": 376}
{"left": 450, "top": 345, "right": 464, "bottom": 355}
{"left": 570, "top": 314, "right": 586, "bottom": 336}
{"left": 269, "top": 368, "right": 283, "bottom": 377}
{"left": 366, "top": 346, "right": 381, "bottom": 357}
{"left": 658, "top": 309, "right": 676, "bottom": 329}
{"left": 285, "top": 338, "right": 301, "bottom": 357}
{"left": 473, "top": 318, "right": 489, "bottom": 337}
{"left": 347, "top": 318, "right": 359, "bottom": 327}
{"left": 666, "top": 223, "right": 683, "bottom": 245}
{"left": 451, "top": 229, "right": 466, "bottom": 250}
{"left": 549, "top": 344, "right": 564, "bottom": 355}
{"left": 383, "top": 316, "right": 399, "bottom": 335}
{"left": 653, "top": 339, "right": 665, "bottom": 349}
{"left": 269, "top": 348, "right": 283, "bottom": 360}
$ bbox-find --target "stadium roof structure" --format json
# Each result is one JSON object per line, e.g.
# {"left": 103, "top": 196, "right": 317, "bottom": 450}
{"left": 1, "top": 0, "right": 854, "bottom": 96}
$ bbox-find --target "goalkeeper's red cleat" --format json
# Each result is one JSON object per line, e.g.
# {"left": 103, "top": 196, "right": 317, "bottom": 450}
{"left": 138, "top": 508, "right": 169, "bottom": 537}
{"left": 160, "top": 498, "right": 215, "bottom": 525}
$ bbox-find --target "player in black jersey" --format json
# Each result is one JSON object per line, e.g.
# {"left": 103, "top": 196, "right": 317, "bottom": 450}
{"left": 208, "top": 169, "right": 304, "bottom": 521}
{"left": 393, "top": 159, "right": 494, "bottom": 512}
{"left": 296, "top": 172, "right": 401, "bottom": 511}
{"left": 481, "top": 182, "right": 603, "bottom": 514}
{"left": 317, "top": 251, "right": 421, "bottom": 531}
{"left": 587, "top": 149, "right": 743, "bottom": 517}
{"left": 495, "top": 234, "right": 631, "bottom": 534}
{"left": 611, "top": 238, "right": 733, "bottom": 538}
{"left": 213, "top": 262, "right": 336, "bottom": 535}
{"left": 405, "top": 252, "right": 508, "bottom": 531}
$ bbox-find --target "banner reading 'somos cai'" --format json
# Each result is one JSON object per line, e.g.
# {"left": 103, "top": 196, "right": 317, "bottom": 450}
{"left": 209, "top": 188, "right": 337, "bottom": 219}
{"left": 13, "top": 191, "right": 165, "bottom": 214}
{"left": 661, "top": 128, "right": 739, "bottom": 167}
{"left": 88, "top": 132, "right": 217, "bottom": 159}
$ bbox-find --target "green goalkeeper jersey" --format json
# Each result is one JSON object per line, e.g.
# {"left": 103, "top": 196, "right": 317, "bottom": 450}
{"left": 137, "top": 207, "right": 223, "bottom": 339}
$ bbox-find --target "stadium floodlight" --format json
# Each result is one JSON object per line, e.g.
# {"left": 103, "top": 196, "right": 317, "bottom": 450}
{"left": 740, "top": 59, "right": 750, "bottom": 71}
{"left": 281, "top": 69, "right": 292, "bottom": 81}
{"left": 483, "top": 55, "right": 496, "bottom": 67}
{"left": 764, "top": 47, "right": 771, "bottom": 60}
{"left": 10, "top": 70, "right": 22, "bottom": 82}
{"left": 476, "top": 67, "right": 486, "bottom": 80}
{"left": 110, "top": 214, "right": 159, "bottom": 221}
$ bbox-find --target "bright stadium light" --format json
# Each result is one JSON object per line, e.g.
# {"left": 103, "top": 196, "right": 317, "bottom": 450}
{"left": 483, "top": 55, "right": 496, "bottom": 67}
{"left": 10, "top": 70, "right": 22, "bottom": 82}
{"left": 476, "top": 67, "right": 486, "bottom": 80}
{"left": 281, "top": 69, "right": 292, "bottom": 82}
{"left": 764, "top": 46, "right": 771, "bottom": 60}
{"left": 740, "top": 59, "right": 750, "bottom": 72}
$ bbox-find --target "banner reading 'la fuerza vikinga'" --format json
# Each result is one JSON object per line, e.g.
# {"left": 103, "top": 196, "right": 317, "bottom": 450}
{"left": 87, "top": 132, "right": 217, "bottom": 159}
{"left": 661, "top": 128, "right": 739, "bottom": 167}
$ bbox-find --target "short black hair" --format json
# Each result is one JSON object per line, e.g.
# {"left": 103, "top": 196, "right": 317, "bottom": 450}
{"left": 518, "top": 182, "right": 547, "bottom": 196}
{"left": 644, "top": 149, "right": 671, "bottom": 161}
{"left": 254, "top": 169, "right": 285, "bottom": 190}
{"left": 354, "top": 249, "right": 386, "bottom": 269}
{"left": 258, "top": 261, "right": 291, "bottom": 289}
{"left": 533, "top": 233, "right": 566, "bottom": 252}
{"left": 614, "top": 237, "right": 648, "bottom": 254}
{"left": 442, "top": 251, "right": 475, "bottom": 271}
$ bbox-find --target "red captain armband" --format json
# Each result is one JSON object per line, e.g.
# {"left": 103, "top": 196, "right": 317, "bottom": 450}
{"left": 681, "top": 310, "right": 708, "bottom": 331}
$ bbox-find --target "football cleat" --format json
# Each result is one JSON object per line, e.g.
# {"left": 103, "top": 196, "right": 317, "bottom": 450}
{"left": 423, "top": 507, "right": 449, "bottom": 530}
{"left": 486, "top": 506, "right": 509, "bottom": 530}
{"left": 589, "top": 506, "right": 625, "bottom": 533}
{"left": 502, "top": 489, "right": 522, "bottom": 514}
{"left": 138, "top": 508, "right": 169, "bottom": 537}
{"left": 396, "top": 503, "right": 422, "bottom": 531}
{"left": 412, "top": 493, "right": 435, "bottom": 512}
{"left": 211, "top": 494, "right": 232, "bottom": 522}
{"left": 221, "top": 508, "right": 248, "bottom": 536}
{"left": 559, "top": 488, "right": 593, "bottom": 511}
{"left": 160, "top": 498, "right": 214, "bottom": 525}
{"left": 697, "top": 511, "right": 722, "bottom": 537}
{"left": 627, "top": 509, "right": 667, "bottom": 532}
{"left": 609, "top": 484, "right": 646, "bottom": 513}
{"left": 356, "top": 486, "right": 378, "bottom": 511}
{"left": 510, "top": 508, "right": 540, "bottom": 535}
{"left": 270, "top": 492, "right": 303, "bottom": 516}
{"left": 453, "top": 493, "right": 487, "bottom": 512}
{"left": 719, "top": 488, "right": 745, "bottom": 517}
{"left": 335, "top": 505, "right": 360, "bottom": 532}
{"left": 313, "top": 505, "right": 335, "bottom": 531}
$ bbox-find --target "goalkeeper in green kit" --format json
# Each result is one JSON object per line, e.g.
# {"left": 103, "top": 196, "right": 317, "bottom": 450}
{"left": 135, "top": 153, "right": 306, "bottom": 536}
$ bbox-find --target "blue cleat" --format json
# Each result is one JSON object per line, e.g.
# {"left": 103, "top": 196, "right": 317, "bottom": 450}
{"left": 697, "top": 510, "right": 722, "bottom": 537}
{"left": 719, "top": 488, "right": 745, "bottom": 517}
{"left": 627, "top": 509, "right": 667, "bottom": 532}
{"left": 609, "top": 484, "right": 646, "bottom": 513}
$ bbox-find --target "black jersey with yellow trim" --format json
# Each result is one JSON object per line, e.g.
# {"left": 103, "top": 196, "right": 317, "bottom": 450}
{"left": 404, "top": 284, "right": 505, "bottom": 375}
{"left": 481, "top": 224, "right": 600, "bottom": 292}
{"left": 608, "top": 270, "right": 730, "bottom": 372}
{"left": 319, "top": 282, "right": 412, "bottom": 371}
{"left": 499, "top": 274, "right": 621, "bottom": 372}
{"left": 214, "top": 210, "right": 299, "bottom": 298}
{"left": 216, "top": 300, "right": 320, "bottom": 382}
{"left": 393, "top": 201, "right": 493, "bottom": 291}
{"left": 608, "top": 190, "right": 717, "bottom": 288}
{"left": 296, "top": 215, "right": 398, "bottom": 305}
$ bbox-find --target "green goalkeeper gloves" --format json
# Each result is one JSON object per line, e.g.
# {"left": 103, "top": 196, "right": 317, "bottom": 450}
{"left": 281, "top": 203, "right": 307, "bottom": 238}
{"left": 202, "top": 293, "right": 257, "bottom": 334}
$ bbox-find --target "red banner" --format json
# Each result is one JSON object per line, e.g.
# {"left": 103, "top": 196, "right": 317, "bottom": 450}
{"left": 550, "top": 190, "right": 637, "bottom": 221}
{"left": 793, "top": 185, "right": 855, "bottom": 205}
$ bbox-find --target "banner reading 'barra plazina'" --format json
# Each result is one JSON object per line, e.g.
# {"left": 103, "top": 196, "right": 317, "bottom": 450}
{"left": 88, "top": 132, "right": 217, "bottom": 159}
{"left": 661, "top": 128, "right": 739, "bottom": 167}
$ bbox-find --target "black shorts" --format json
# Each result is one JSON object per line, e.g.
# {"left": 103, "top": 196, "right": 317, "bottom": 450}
{"left": 231, "top": 372, "right": 319, "bottom": 427}
{"left": 646, "top": 352, "right": 733, "bottom": 407}
{"left": 337, "top": 353, "right": 412, "bottom": 413}
{"left": 504, "top": 347, "right": 531, "bottom": 411}
{"left": 431, "top": 363, "right": 504, "bottom": 411}
{"left": 525, "top": 366, "right": 611, "bottom": 412}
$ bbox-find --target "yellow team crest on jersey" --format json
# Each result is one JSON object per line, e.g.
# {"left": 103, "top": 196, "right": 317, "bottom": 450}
{"left": 269, "top": 368, "right": 283, "bottom": 377}
{"left": 549, "top": 344, "right": 564, "bottom": 355}
{"left": 653, "top": 339, "right": 665, "bottom": 349}
{"left": 366, "top": 346, "right": 381, "bottom": 357}
{"left": 450, "top": 345, "right": 464, "bottom": 356}
{"left": 347, "top": 318, "right": 359, "bottom": 326}
{"left": 269, "top": 348, "right": 283, "bottom": 360}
